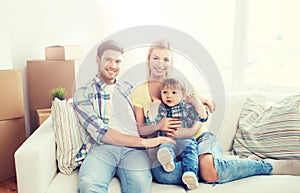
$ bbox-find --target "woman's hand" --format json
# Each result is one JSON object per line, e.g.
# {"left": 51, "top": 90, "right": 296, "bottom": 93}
{"left": 186, "top": 94, "right": 208, "bottom": 119}
{"left": 168, "top": 121, "right": 203, "bottom": 139}
{"left": 197, "top": 95, "right": 216, "bottom": 113}
{"left": 186, "top": 94, "right": 202, "bottom": 107}
{"left": 158, "top": 117, "right": 182, "bottom": 137}
{"left": 160, "top": 117, "right": 182, "bottom": 132}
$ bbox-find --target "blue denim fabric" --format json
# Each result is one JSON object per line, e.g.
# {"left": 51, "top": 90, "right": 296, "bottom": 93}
{"left": 152, "top": 132, "right": 273, "bottom": 185}
{"left": 197, "top": 132, "right": 273, "bottom": 184}
{"left": 152, "top": 158, "right": 184, "bottom": 185}
{"left": 159, "top": 138, "right": 198, "bottom": 175}
{"left": 78, "top": 144, "right": 152, "bottom": 193}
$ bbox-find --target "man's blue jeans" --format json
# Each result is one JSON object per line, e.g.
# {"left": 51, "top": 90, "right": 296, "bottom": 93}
{"left": 159, "top": 138, "right": 198, "bottom": 175}
{"left": 78, "top": 144, "right": 152, "bottom": 193}
{"left": 152, "top": 132, "right": 273, "bottom": 185}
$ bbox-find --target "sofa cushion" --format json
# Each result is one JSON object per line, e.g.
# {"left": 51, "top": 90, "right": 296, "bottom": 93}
{"left": 196, "top": 175, "right": 300, "bottom": 193}
{"left": 51, "top": 98, "right": 89, "bottom": 175}
{"left": 233, "top": 95, "right": 300, "bottom": 159}
{"left": 216, "top": 93, "right": 266, "bottom": 151}
{"left": 45, "top": 170, "right": 300, "bottom": 193}
{"left": 45, "top": 170, "right": 186, "bottom": 193}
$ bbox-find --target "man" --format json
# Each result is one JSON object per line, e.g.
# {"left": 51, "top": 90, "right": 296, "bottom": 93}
{"left": 73, "top": 40, "right": 173, "bottom": 193}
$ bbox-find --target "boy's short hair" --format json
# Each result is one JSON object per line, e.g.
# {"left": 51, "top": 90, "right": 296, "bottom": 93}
{"left": 160, "top": 78, "right": 186, "bottom": 97}
{"left": 97, "top": 40, "right": 124, "bottom": 58}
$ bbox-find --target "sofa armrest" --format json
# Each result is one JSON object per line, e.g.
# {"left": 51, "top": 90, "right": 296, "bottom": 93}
{"left": 15, "top": 116, "right": 57, "bottom": 193}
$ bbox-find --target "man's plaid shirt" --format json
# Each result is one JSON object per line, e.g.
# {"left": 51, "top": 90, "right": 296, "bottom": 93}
{"left": 73, "top": 75, "right": 133, "bottom": 144}
{"left": 72, "top": 75, "right": 132, "bottom": 168}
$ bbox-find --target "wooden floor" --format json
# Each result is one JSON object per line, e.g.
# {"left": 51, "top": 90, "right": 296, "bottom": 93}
{"left": 0, "top": 177, "right": 17, "bottom": 193}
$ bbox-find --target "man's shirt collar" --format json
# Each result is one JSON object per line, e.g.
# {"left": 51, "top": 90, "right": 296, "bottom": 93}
{"left": 94, "top": 75, "right": 117, "bottom": 90}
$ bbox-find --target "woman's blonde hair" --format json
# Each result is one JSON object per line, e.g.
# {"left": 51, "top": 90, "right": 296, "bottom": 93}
{"left": 147, "top": 39, "right": 173, "bottom": 78}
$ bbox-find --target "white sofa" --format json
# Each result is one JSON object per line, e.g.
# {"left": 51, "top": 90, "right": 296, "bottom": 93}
{"left": 15, "top": 93, "right": 300, "bottom": 193}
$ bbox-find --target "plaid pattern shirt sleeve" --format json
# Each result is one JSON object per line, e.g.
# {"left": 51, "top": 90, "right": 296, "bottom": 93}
{"left": 73, "top": 77, "right": 111, "bottom": 144}
{"left": 185, "top": 102, "right": 208, "bottom": 123}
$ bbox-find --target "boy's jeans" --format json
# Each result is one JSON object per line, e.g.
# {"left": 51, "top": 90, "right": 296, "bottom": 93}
{"left": 159, "top": 138, "right": 198, "bottom": 175}
{"left": 78, "top": 144, "right": 152, "bottom": 193}
{"left": 152, "top": 132, "right": 273, "bottom": 185}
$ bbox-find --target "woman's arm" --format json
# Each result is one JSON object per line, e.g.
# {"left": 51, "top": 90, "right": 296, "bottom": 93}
{"left": 166, "top": 120, "right": 203, "bottom": 139}
{"left": 134, "top": 106, "right": 158, "bottom": 136}
{"left": 133, "top": 106, "right": 181, "bottom": 137}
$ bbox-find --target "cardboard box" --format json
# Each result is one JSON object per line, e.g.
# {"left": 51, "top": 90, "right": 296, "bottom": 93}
{"left": 0, "top": 118, "right": 26, "bottom": 181}
{"left": 0, "top": 69, "right": 24, "bottom": 121}
{"left": 27, "top": 60, "right": 75, "bottom": 131}
{"left": 27, "top": 60, "right": 76, "bottom": 109}
{"left": 36, "top": 108, "right": 51, "bottom": 127}
{"left": 45, "top": 45, "right": 82, "bottom": 60}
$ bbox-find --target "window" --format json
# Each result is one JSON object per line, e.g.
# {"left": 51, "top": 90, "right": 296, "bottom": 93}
{"left": 244, "top": 0, "right": 300, "bottom": 96}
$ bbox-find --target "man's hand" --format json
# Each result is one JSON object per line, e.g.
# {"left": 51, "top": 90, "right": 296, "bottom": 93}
{"left": 142, "top": 136, "right": 175, "bottom": 148}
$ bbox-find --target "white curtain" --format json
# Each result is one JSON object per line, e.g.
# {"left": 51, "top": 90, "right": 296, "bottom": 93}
{"left": 244, "top": 0, "right": 300, "bottom": 97}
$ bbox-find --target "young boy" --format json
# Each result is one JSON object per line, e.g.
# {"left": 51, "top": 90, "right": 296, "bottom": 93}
{"left": 148, "top": 78, "right": 208, "bottom": 190}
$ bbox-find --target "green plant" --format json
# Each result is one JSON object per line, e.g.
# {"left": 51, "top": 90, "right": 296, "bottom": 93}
{"left": 50, "top": 87, "right": 67, "bottom": 100}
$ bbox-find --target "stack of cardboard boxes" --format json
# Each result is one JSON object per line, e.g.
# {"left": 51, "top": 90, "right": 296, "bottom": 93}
{"left": 27, "top": 46, "right": 81, "bottom": 132}
{"left": 0, "top": 69, "right": 26, "bottom": 181}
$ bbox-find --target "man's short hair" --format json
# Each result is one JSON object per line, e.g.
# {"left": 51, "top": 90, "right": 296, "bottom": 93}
{"left": 97, "top": 40, "right": 124, "bottom": 58}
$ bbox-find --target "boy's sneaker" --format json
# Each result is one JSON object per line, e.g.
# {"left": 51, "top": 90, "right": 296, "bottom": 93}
{"left": 182, "top": 171, "right": 199, "bottom": 190}
{"left": 157, "top": 148, "right": 175, "bottom": 172}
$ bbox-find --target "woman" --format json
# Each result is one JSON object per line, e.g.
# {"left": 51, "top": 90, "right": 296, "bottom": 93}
{"left": 130, "top": 40, "right": 300, "bottom": 186}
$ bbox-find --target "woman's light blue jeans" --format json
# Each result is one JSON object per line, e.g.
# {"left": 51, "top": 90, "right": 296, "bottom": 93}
{"left": 152, "top": 132, "right": 273, "bottom": 185}
{"left": 78, "top": 144, "right": 152, "bottom": 193}
{"left": 159, "top": 138, "right": 198, "bottom": 175}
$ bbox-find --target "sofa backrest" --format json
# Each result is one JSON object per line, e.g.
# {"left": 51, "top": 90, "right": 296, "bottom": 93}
{"left": 215, "top": 93, "right": 248, "bottom": 152}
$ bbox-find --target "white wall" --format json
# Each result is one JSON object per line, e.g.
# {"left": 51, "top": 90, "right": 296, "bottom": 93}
{"left": 0, "top": 31, "right": 13, "bottom": 69}
{"left": 0, "top": 0, "right": 235, "bottom": 135}
{"left": 0, "top": 0, "right": 115, "bottom": 135}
